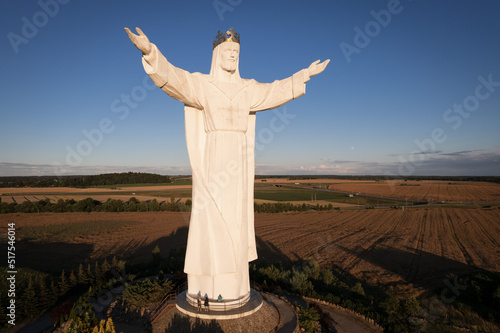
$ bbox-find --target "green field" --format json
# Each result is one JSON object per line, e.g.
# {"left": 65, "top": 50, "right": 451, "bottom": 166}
{"left": 135, "top": 189, "right": 193, "bottom": 198}
{"left": 254, "top": 183, "right": 409, "bottom": 207}
{"left": 93, "top": 179, "right": 192, "bottom": 189}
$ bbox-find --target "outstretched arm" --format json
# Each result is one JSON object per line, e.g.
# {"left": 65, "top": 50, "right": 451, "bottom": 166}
{"left": 124, "top": 27, "right": 203, "bottom": 109}
{"left": 250, "top": 59, "right": 330, "bottom": 112}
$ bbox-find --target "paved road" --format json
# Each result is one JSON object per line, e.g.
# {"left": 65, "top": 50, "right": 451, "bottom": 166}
{"left": 14, "top": 315, "right": 52, "bottom": 333}
{"left": 280, "top": 293, "right": 382, "bottom": 333}
{"left": 264, "top": 293, "right": 298, "bottom": 333}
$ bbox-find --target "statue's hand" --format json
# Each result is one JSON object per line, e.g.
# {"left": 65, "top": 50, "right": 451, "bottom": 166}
{"left": 124, "top": 27, "right": 152, "bottom": 55}
{"left": 307, "top": 59, "right": 330, "bottom": 77}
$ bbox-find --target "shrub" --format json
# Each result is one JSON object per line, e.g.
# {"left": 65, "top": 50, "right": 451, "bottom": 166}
{"left": 122, "top": 278, "right": 173, "bottom": 308}
{"left": 298, "top": 306, "right": 321, "bottom": 333}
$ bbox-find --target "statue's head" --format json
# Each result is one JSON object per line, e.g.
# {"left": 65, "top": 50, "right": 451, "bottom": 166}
{"left": 219, "top": 42, "right": 240, "bottom": 73}
{"left": 210, "top": 28, "right": 241, "bottom": 81}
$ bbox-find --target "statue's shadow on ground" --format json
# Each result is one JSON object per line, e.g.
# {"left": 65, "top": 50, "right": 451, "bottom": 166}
{"left": 336, "top": 243, "right": 479, "bottom": 290}
{"left": 163, "top": 313, "right": 223, "bottom": 333}
{"left": 110, "top": 226, "right": 189, "bottom": 263}
{"left": 255, "top": 235, "right": 293, "bottom": 265}
{"left": 17, "top": 240, "right": 94, "bottom": 273}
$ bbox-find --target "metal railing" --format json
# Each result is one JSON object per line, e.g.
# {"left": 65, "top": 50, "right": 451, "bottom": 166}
{"left": 148, "top": 281, "right": 187, "bottom": 324}
{"left": 185, "top": 284, "right": 263, "bottom": 315}
{"left": 149, "top": 280, "right": 264, "bottom": 323}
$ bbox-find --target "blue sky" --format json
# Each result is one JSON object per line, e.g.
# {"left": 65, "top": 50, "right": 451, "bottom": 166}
{"left": 1, "top": 0, "right": 499, "bottom": 176}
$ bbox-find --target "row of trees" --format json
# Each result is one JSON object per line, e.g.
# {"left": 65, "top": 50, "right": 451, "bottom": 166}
{"left": 254, "top": 202, "right": 340, "bottom": 213}
{"left": 0, "top": 197, "right": 192, "bottom": 214}
{"left": 279, "top": 175, "right": 500, "bottom": 183}
{"left": 0, "top": 197, "right": 348, "bottom": 214}
{"left": 0, "top": 172, "right": 172, "bottom": 188}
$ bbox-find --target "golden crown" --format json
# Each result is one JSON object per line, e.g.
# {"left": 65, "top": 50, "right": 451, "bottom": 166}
{"left": 213, "top": 28, "right": 240, "bottom": 49}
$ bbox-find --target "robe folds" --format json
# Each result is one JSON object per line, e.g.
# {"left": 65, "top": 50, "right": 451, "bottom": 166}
{"left": 142, "top": 43, "right": 308, "bottom": 299}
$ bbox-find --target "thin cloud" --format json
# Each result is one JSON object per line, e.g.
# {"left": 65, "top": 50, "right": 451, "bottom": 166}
{"left": 0, "top": 162, "right": 191, "bottom": 177}
{"left": 2, "top": 151, "right": 499, "bottom": 177}
{"left": 321, "top": 158, "right": 358, "bottom": 164}
{"left": 387, "top": 150, "right": 442, "bottom": 157}
{"left": 439, "top": 150, "right": 483, "bottom": 156}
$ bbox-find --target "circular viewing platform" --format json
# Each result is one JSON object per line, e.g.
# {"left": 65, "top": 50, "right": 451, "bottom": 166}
{"left": 176, "top": 289, "right": 263, "bottom": 320}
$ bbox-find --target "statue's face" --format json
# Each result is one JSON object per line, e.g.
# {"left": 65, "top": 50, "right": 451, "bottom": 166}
{"left": 219, "top": 42, "right": 240, "bottom": 73}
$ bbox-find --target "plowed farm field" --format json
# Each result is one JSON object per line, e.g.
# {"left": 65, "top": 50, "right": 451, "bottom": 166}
{"left": 5, "top": 206, "right": 499, "bottom": 296}
{"left": 328, "top": 180, "right": 500, "bottom": 202}
{"left": 255, "top": 207, "right": 500, "bottom": 295}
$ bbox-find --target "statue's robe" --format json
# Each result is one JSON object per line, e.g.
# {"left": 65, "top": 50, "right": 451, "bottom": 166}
{"left": 142, "top": 43, "right": 309, "bottom": 299}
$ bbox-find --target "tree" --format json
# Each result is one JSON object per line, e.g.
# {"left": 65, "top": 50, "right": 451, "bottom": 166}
{"left": 126, "top": 202, "right": 137, "bottom": 212}
{"left": 69, "top": 270, "right": 78, "bottom": 288}
{"left": 78, "top": 263, "right": 87, "bottom": 285}
{"left": 103, "top": 198, "right": 123, "bottom": 212}
{"left": 352, "top": 282, "right": 365, "bottom": 296}
{"left": 303, "top": 260, "right": 320, "bottom": 280}
{"left": 20, "top": 277, "right": 38, "bottom": 318}
{"left": 94, "top": 262, "right": 103, "bottom": 286}
{"left": 74, "top": 197, "right": 99, "bottom": 212}
{"left": 152, "top": 245, "right": 162, "bottom": 265}
{"left": 127, "top": 197, "right": 139, "bottom": 212}
{"left": 290, "top": 268, "right": 314, "bottom": 295}
{"left": 138, "top": 201, "right": 149, "bottom": 212}
{"left": 48, "top": 278, "right": 59, "bottom": 305}
{"left": 149, "top": 199, "right": 160, "bottom": 211}
{"left": 90, "top": 318, "right": 116, "bottom": 333}
{"left": 401, "top": 296, "right": 420, "bottom": 318}
{"left": 59, "top": 270, "right": 69, "bottom": 297}
{"left": 111, "top": 256, "right": 118, "bottom": 270}
{"left": 320, "top": 268, "right": 335, "bottom": 285}
{"left": 298, "top": 306, "right": 320, "bottom": 333}
{"left": 101, "top": 258, "right": 110, "bottom": 276}
{"left": 128, "top": 197, "right": 139, "bottom": 204}
{"left": 381, "top": 296, "right": 400, "bottom": 316}
{"left": 38, "top": 278, "right": 50, "bottom": 312}
{"left": 54, "top": 198, "right": 66, "bottom": 212}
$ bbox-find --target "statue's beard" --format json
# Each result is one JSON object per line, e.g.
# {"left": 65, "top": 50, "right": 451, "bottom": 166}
{"left": 220, "top": 61, "right": 237, "bottom": 73}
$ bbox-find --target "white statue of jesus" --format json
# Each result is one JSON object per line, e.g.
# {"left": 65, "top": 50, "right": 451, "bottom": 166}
{"left": 125, "top": 27, "right": 329, "bottom": 302}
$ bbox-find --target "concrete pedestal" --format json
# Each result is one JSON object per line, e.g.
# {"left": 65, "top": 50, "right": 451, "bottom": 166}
{"left": 176, "top": 289, "right": 263, "bottom": 320}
